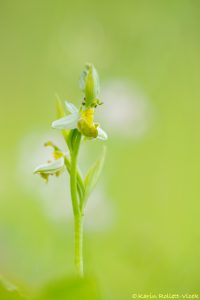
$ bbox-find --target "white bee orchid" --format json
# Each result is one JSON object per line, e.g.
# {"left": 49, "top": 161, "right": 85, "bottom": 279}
{"left": 33, "top": 157, "right": 65, "bottom": 182}
{"left": 52, "top": 101, "right": 108, "bottom": 141}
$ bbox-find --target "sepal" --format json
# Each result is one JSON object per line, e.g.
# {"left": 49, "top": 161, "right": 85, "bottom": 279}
{"left": 33, "top": 157, "right": 65, "bottom": 182}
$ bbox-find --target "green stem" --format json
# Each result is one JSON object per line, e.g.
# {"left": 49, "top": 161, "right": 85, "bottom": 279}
{"left": 74, "top": 214, "right": 83, "bottom": 276}
{"left": 70, "top": 131, "right": 84, "bottom": 276}
{"left": 64, "top": 156, "right": 84, "bottom": 202}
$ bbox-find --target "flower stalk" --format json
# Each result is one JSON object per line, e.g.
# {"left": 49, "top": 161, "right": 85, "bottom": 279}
{"left": 69, "top": 130, "right": 83, "bottom": 276}
{"left": 34, "top": 63, "right": 107, "bottom": 277}
{"left": 74, "top": 214, "right": 83, "bottom": 276}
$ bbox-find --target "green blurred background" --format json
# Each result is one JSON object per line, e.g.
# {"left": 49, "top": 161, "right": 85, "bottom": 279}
{"left": 1, "top": 0, "right": 200, "bottom": 299}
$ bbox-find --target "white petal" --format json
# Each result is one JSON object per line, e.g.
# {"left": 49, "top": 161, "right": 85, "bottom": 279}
{"left": 97, "top": 127, "right": 108, "bottom": 140}
{"left": 65, "top": 101, "right": 79, "bottom": 114}
{"left": 52, "top": 113, "right": 79, "bottom": 130}
{"left": 34, "top": 157, "right": 64, "bottom": 174}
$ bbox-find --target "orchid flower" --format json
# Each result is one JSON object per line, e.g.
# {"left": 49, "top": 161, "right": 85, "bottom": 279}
{"left": 52, "top": 101, "right": 108, "bottom": 140}
{"left": 33, "top": 157, "right": 65, "bottom": 182}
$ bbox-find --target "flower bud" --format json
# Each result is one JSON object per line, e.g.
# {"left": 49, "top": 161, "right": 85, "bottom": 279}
{"left": 79, "top": 63, "right": 100, "bottom": 107}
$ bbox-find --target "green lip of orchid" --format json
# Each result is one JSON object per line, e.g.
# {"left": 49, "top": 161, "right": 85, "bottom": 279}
{"left": 51, "top": 101, "right": 108, "bottom": 141}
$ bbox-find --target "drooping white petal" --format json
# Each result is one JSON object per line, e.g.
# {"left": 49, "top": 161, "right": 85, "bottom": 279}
{"left": 52, "top": 113, "right": 79, "bottom": 130}
{"left": 97, "top": 127, "right": 108, "bottom": 140}
{"left": 34, "top": 157, "right": 65, "bottom": 174}
{"left": 65, "top": 101, "right": 78, "bottom": 114}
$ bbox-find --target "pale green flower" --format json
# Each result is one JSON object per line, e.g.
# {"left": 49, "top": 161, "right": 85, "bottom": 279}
{"left": 33, "top": 157, "right": 65, "bottom": 182}
{"left": 52, "top": 101, "right": 108, "bottom": 140}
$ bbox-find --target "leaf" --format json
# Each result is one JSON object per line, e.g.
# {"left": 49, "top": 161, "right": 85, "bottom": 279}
{"left": 0, "top": 278, "right": 28, "bottom": 300}
{"left": 55, "top": 95, "right": 66, "bottom": 118}
{"left": 83, "top": 147, "right": 106, "bottom": 205}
